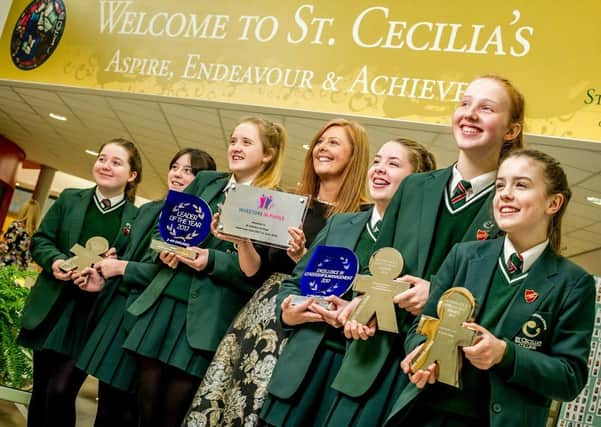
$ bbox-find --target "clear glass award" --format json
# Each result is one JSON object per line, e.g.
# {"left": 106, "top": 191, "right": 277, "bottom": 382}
{"left": 217, "top": 184, "right": 309, "bottom": 248}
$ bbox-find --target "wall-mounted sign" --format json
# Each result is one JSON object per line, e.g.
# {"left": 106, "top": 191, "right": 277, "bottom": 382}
{"left": 1, "top": 1, "right": 600, "bottom": 142}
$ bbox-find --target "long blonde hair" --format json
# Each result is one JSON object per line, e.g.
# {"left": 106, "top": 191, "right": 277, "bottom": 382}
{"left": 15, "top": 199, "right": 41, "bottom": 235}
{"left": 236, "top": 117, "right": 287, "bottom": 189}
{"left": 297, "top": 118, "right": 370, "bottom": 216}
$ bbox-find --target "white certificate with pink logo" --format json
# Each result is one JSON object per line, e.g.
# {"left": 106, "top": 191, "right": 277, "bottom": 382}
{"left": 217, "top": 185, "right": 309, "bottom": 248}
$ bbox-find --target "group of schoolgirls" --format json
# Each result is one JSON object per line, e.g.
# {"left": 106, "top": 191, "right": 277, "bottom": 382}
{"left": 17, "top": 74, "right": 594, "bottom": 427}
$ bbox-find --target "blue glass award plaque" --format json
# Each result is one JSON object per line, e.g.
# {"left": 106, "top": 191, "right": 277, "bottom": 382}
{"left": 290, "top": 245, "right": 358, "bottom": 308}
{"left": 150, "top": 190, "right": 212, "bottom": 259}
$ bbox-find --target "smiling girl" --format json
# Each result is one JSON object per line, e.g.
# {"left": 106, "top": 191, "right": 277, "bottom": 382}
{"left": 75, "top": 148, "right": 216, "bottom": 427}
{"left": 122, "top": 117, "right": 286, "bottom": 427}
{"left": 260, "top": 138, "right": 435, "bottom": 426}
{"left": 18, "top": 138, "right": 142, "bottom": 427}
{"left": 390, "top": 149, "right": 595, "bottom": 427}
{"left": 332, "top": 75, "right": 525, "bottom": 426}
{"left": 186, "top": 118, "right": 371, "bottom": 426}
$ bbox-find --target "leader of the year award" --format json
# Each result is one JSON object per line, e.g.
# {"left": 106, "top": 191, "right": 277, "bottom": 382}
{"left": 150, "top": 190, "right": 212, "bottom": 259}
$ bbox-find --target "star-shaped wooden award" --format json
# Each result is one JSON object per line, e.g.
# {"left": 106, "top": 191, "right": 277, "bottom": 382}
{"left": 349, "top": 247, "right": 410, "bottom": 333}
{"left": 410, "top": 287, "right": 477, "bottom": 388}
{"left": 60, "top": 236, "right": 109, "bottom": 272}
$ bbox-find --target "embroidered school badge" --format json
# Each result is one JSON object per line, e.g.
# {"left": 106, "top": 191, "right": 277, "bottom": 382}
{"left": 10, "top": 0, "right": 67, "bottom": 70}
{"left": 476, "top": 229, "right": 488, "bottom": 241}
{"left": 524, "top": 289, "right": 538, "bottom": 303}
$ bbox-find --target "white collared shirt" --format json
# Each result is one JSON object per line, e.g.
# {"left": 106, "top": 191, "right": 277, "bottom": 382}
{"left": 503, "top": 235, "right": 549, "bottom": 274}
{"left": 370, "top": 207, "right": 383, "bottom": 230}
{"left": 223, "top": 175, "right": 253, "bottom": 193}
{"left": 449, "top": 165, "right": 496, "bottom": 201}
{"left": 94, "top": 188, "right": 126, "bottom": 213}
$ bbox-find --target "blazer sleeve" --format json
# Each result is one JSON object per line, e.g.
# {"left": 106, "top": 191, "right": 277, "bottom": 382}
{"left": 122, "top": 260, "right": 160, "bottom": 289}
{"left": 404, "top": 244, "right": 459, "bottom": 353}
{"left": 204, "top": 248, "right": 256, "bottom": 296}
{"left": 503, "top": 271, "right": 595, "bottom": 401}
{"left": 30, "top": 193, "right": 69, "bottom": 272}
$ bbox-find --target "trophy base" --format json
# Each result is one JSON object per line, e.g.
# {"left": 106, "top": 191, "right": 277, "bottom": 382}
{"left": 150, "top": 240, "right": 197, "bottom": 259}
{"left": 289, "top": 295, "right": 330, "bottom": 309}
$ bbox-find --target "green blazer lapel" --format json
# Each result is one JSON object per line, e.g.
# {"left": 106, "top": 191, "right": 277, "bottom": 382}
{"left": 494, "top": 247, "right": 558, "bottom": 338}
{"left": 203, "top": 175, "right": 229, "bottom": 207}
{"left": 67, "top": 188, "right": 94, "bottom": 245}
{"left": 112, "top": 202, "right": 138, "bottom": 253}
{"left": 465, "top": 239, "right": 503, "bottom": 320}
{"left": 328, "top": 210, "right": 370, "bottom": 248}
{"left": 462, "top": 192, "right": 500, "bottom": 243}
{"left": 417, "top": 167, "right": 451, "bottom": 275}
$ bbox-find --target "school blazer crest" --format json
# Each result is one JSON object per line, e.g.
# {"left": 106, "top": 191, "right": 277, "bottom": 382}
{"left": 385, "top": 238, "right": 595, "bottom": 427}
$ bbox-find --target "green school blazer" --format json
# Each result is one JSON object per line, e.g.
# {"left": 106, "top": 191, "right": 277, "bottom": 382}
{"left": 267, "top": 209, "right": 372, "bottom": 399}
{"left": 21, "top": 187, "right": 138, "bottom": 330}
{"left": 88, "top": 200, "right": 164, "bottom": 328}
{"left": 385, "top": 238, "right": 595, "bottom": 427}
{"left": 332, "top": 166, "right": 502, "bottom": 398}
{"left": 127, "top": 171, "right": 256, "bottom": 352}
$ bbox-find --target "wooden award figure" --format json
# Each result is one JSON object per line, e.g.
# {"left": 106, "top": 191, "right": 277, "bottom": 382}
{"left": 60, "top": 236, "right": 110, "bottom": 272}
{"left": 350, "top": 247, "right": 410, "bottom": 333}
{"left": 410, "top": 287, "right": 477, "bottom": 387}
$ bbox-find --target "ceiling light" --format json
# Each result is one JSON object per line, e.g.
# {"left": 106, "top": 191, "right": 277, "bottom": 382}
{"left": 587, "top": 196, "right": 601, "bottom": 206}
{"left": 85, "top": 149, "right": 98, "bottom": 156}
{"left": 302, "top": 144, "right": 310, "bottom": 150}
{"left": 49, "top": 112, "right": 67, "bottom": 121}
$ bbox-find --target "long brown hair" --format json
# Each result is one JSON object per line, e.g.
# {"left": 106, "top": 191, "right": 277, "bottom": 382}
{"left": 235, "top": 117, "right": 286, "bottom": 189}
{"left": 15, "top": 199, "right": 41, "bottom": 235}
{"left": 477, "top": 75, "right": 526, "bottom": 160}
{"left": 297, "top": 118, "right": 370, "bottom": 216}
{"left": 501, "top": 149, "right": 571, "bottom": 253}
{"left": 98, "top": 138, "right": 143, "bottom": 202}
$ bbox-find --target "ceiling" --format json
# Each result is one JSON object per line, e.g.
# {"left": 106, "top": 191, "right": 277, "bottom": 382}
{"left": 0, "top": 80, "right": 600, "bottom": 267}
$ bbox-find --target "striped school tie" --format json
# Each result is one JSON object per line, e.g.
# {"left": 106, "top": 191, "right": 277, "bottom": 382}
{"left": 507, "top": 252, "right": 524, "bottom": 279}
{"left": 450, "top": 180, "right": 472, "bottom": 208}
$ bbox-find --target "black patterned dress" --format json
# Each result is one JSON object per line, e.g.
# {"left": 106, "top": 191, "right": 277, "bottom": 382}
{"left": 0, "top": 220, "right": 32, "bottom": 269}
{"left": 185, "top": 201, "right": 329, "bottom": 427}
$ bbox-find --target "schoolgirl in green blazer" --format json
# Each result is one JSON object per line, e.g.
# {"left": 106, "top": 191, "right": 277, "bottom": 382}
{"left": 123, "top": 117, "right": 287, "bottom": 427}
{"left": 330, "top": 75, "right": 526, "bottom": 425}
{"left": 261, "top": 138, "right": 436, "bottom": 426}
{"left": 388, "top": 149, "right": 595, "bottom": 427}
{"left": 74, "top": 148, "right": 216, "bottom": 427}
{"left": 18, "top": 138, "right": 142, "bottom": 427}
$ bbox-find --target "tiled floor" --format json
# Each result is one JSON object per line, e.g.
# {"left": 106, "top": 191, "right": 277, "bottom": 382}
{"left": 0, "top": 376, "right": 98, "bottom": 427}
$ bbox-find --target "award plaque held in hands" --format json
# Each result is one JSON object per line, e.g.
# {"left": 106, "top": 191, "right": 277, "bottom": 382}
{"left": 217, "top": 184, "right": 309, "bottom": 249}
{"left": 410, "top": 287, "right": 478, "bottom": 388}
{"left": 350, "top": 247, "right": 410, "bottom": 333}
{"left": 60, "top": 236, "right": 110, "bottom": 272}
{"left": 290, "top": 245, "right": 358, "bottom": 308}
{"left": 150, "top": 190, "right": 212, "bottom": 259}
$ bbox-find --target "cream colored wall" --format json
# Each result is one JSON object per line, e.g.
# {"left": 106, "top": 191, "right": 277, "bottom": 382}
{"left": 0, "top": 1, "right": 11, "bottom": 37}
